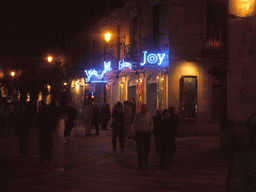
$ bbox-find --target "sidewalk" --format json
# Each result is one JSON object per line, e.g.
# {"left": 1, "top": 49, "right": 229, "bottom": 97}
{"left": 0, "top": 119, "right": 230, "bottom": 192}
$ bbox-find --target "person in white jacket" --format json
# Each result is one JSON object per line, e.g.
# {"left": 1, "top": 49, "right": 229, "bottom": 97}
{"left": 133, "top": 104, "right": 153, "bottom": 169}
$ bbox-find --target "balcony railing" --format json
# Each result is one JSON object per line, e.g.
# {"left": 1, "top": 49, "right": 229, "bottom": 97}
{"left": 122, "top": 42, "right": 140, "bottom": 62}
{"left": 202, "top": 33, "right": 226, "bottom": 56}
{"left": 122, "top": 34, "right": 169, "bottom": 62}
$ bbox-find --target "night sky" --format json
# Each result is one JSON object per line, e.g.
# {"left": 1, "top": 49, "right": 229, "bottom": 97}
{"left": 0, "top": 1, "right": 122, "bottom": 64}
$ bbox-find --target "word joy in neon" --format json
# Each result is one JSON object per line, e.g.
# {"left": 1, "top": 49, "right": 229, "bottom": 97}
{"left": 140, "top": 51, "right": 166, "bottom": 66}
{"left": 85, "top": 61, "right": 111, "bottom": 82}
{"left": 119, "top": 59, "right": 132, "bottom": 70}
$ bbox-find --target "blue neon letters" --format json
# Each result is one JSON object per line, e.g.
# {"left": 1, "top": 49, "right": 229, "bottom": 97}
{"left": 140, "top": 51, "right": 166, "bottom": 66}
{"left": 85, "top": 61, "right": 111, "bottom": 82}
{"left": 85, "top": 51, "right": 167, "bottom": 83}
{"left": 119, "top": 60, "right": 132, "bottom": 70}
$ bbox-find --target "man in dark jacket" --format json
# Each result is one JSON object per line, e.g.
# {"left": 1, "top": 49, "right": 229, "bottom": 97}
{"left": 92, "top": 102, "right": 101, "bottom": 135}
{"left": 157, "top": 107, "right": 179, "bottom": 169}
{"left": 64, "top": 101, "right": 76, "bottom": 142}
{"left": 36, "top": 102, "right": 54, "bottom": 164}
{"left": 15, "top": 103, "right": 33, "bottom": 158}
{"left": 0, "top": 111, "right": 6, "bottom": 139}
{"left": 112, "top": 103, "right": 125, "bottom": 151}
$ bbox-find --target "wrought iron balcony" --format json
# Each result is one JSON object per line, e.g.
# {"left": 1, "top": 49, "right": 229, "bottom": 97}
{"left": 202, "top": 33, "right": 226, "bottom": 56}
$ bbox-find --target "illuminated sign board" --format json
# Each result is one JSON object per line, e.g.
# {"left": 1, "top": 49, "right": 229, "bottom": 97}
{"left": 140, "top": 51, "right": 166, "bottom": 66}
{"left": 119, "top": 59, "right": 132, "bottom": 70}
{"left": 85, "top": 61, "right": 111, "bottom": 83}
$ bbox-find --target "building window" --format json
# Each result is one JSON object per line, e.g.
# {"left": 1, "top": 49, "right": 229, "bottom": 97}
{"left": 129, "top": 16, "right": 138, "bottom": 59}
{"left": 153, "top": 3, "right": 160, "bottom": 47}
{"left": 204, "top": 1, "right": 227, "bottom": 54}
{"left": 180, "top": 76, "right": 197, "bottom": 119}
{"left": 120, "top": 82, "right": 124, "bottom": 104}
{"left": 157, "top": 75, "right": 165, "bottom": 111}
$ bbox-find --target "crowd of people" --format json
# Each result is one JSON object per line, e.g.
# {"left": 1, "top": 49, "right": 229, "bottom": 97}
{"left": 0, "top": 97, "right": 181, "bottom": 170}
{"left": 1, "top": 97, "right": 256, "bottom": 189}
{"left": 0, "top": 100, "right": 77, "bottom": 166}
{"left": 107, "top": 99, "right": 180, "bottom": 170}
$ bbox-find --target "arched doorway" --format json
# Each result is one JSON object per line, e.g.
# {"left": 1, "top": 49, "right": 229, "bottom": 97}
{"left": 112, "top": 81, "right": 119, "bottom": 107}
{"left": 147, "top": 75, "right": 157, "bottom": 115}
{"left": 128, "top": 78, "right": 136, "bottom": 103}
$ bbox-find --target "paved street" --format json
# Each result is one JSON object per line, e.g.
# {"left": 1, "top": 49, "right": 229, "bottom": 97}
{"left": 0, "top": 119, "right": 229, "bottom": 192}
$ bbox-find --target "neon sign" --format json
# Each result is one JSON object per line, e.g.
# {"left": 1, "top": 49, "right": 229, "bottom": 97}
{"left": 85, "top": 61, "right": 111, "bottom": 82}
{"left": 140, "top": 51, "right": 166, "bottom": 66}
{"left": 91, "top": 80, "right": 108, "bottom": 83}
{"left": 119, "top": 59, "right": 132, "bottom": 70}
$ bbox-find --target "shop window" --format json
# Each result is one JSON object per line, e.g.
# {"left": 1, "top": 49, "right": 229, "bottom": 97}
{"left": 180, "top": 76, "right": 197, "bottom": 119}
{"left": 120, "top": 83, "right": 124, "bottom": 104}
{"left": 157, "top": 75, "right": 165, "bottom": 111}
{"left": 204, "top": 1, "right": 227, "bottom": 55}
{"left": 153, "top": 3, "right": 160, "bottom": 47}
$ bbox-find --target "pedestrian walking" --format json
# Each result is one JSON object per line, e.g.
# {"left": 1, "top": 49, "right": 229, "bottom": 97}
{"left": 112, "top": 103, "right": 125, "bottom": 151}
{"left": 92, "top": 102, "right": 101, "bottom": 135}
{"left": 48, "top": 101, "right": 60, "bottom": 134}
{"left": 72, "top": 102, "right": 78, "bottom": 127}
{"left": 14, "top": 103, "right": 33, "bottom": 158}
{"left": 133, "top": 104, "right": 153, "bottom": 169}
{"left": 35, "top": 101, "right": 54, "bottom": 165}
{"left": 123, "top": 101, "right": 133, "bottom": 142}
{"left": 0, "top": 110, "right": 6, "bottom": 139}
{"left": 157, "top": 108, "right": 179, "bottom": 170}
{"left": 82, "top": 100, "right": 93, "bottom": 135}
{"left": 152, "top": 110, "right": 163, "bottom": 166}
{"left": 27, "top": 101, "right": 38, "bottom": 126}
{"left": 7, "top": 101, "right": 16, "bottom": 125}
{"left": 226, "top": 112, "right": 256, "bottom": 191}
{"left": 129, "top": 98, "right": 136, "bottom": 120}
{"left": 101, "top": 103, "right": 111, "bottom": 130}
{"left": 63, "top": 101, "right": 76, "bottom": 142}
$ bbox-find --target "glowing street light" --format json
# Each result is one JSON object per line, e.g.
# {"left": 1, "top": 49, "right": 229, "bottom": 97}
{"left": 48, "top": 56, "right": 53, "bottom": 63}
{"left": 104, "top": 33, "right": 111, "bottom": 43}
{"left": 11, "top": 71, "right": 15, "bottom": 77}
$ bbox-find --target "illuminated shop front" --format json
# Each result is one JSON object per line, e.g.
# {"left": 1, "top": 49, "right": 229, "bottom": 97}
{"left": 167, "top": 58, "right": 216, "bottom": 136}
{"left": 74, "top": 49, "right": 219, "bottom": 135}
{"left": 106, "top": 50, "right": 169, "bottom": 114}
{"left": 81, "top": 50, "right": 169, "bottom": 114}
{"left": 71, "top": 78, "right": 89, "bottom": 115}
{"left": 67, "top": 0, "right": 233, "bottom": 136}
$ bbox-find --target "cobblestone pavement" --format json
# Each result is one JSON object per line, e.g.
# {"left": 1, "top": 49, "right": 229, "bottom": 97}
{"left": 0, "top": 119, "right": 229, "bottom": 192}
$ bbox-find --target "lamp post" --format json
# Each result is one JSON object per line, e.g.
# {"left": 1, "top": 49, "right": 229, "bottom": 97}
{"left": 11, "top": 71, "right": 15, "bottom": 91}
{"left": 11, "top": 71, "right": 15, "bottom": 78}
{"left": 104, "top": 33, "right": 111, "bottom": 43}
{"left": 46, "top": 55, "right": 67, "bottom": 105}
{"left": 48, "top": 56, "right": 53, "bottom": 63}
{"left": 10, "top": 71, "right": 15, "bottom": 102}
{"left": 104, "top": 33, "right": 111, "bottom": 61}
{"left": 104, "top": 29, "right": 123, "bottom": 66}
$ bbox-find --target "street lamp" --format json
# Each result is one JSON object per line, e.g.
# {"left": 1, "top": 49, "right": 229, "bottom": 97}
{"left": 104, "top": 33, "right": 111, "bottom": 43}
{"left": 48, "top": 56, "right": 53, "bottom": 63}
{"left": 10, "top": 71, "right": 15, "bottom": 102}
{"left": 11, "top": 71, "right": 15, "bottom": 77}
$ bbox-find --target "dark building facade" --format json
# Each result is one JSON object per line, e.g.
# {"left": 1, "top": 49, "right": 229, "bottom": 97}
{"left": 68, "top": 0, "right": 256, "bottom": 136}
